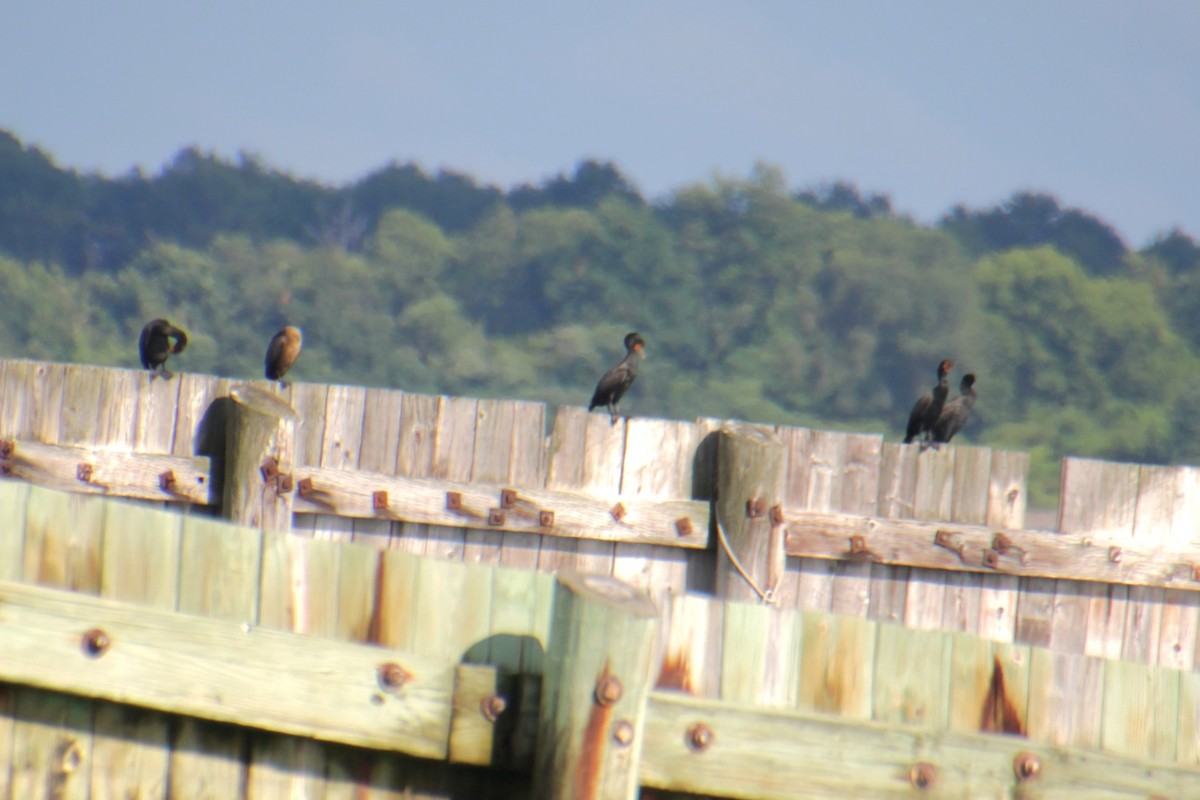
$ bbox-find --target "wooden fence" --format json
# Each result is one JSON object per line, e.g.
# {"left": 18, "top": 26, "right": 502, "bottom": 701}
{"left": 1, "top": 481, "right": 1198, "bottom": 799}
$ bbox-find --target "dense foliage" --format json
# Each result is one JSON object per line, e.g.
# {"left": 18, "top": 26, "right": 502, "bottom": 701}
{"left": 2, "top": 129, "right": 1197, "bottom": 506}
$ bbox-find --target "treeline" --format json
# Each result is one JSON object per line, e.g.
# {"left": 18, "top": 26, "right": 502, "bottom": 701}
{"left": 2, "top": 128, "right": 1199, "bottom": 506}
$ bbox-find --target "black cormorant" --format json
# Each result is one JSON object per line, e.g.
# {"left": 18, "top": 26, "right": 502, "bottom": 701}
{"left": 588, "top": 332, "right": 645, "bottom": 424}
{"left": 265, "top": 326, "right": 303, "bottom": 384}
{"left": 932, "top": 373, "right": 977, "bottom": 444}
{"left": 139, "top": 319, "right": 188, "bottom": 380}
{"left": 904, "top": 358, "right": 953, "bottom": 449}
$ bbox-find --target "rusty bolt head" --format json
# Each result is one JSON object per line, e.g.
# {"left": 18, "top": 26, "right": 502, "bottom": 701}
{"left": 500, "top": 488, "right": 518, "bottom": 509}
{"left": 768, "top": 504, "right": 785, "bottom": 525}
{"left": 487, "top": 508, "right": 506, "bottom": 526}
{"left": 372, "top": 490, "right": 389, "bottom": 510}
{"left": 539, "top": 510, "right": 555, "bottom": 527}
{"left": 76, "top": 463, "right": 94, "bottom": 482}
{"left": 612, "top": 720, "right": 634, "bottom": 747}
{"left": 0, "top": 461, "right": 12, "bottom": 477}
{"left": 850, "top": 535, "right": 868, "bottom": 555}
{"left": 909, "top": 762, "right": 937, "bottom": 790}
{"left": 685, "top": 722, "right": 714, "bottom": 752}
{"left": 594, "top": 675, "right": 623, "bottom": 706}
{"left": 745, "top": 497, "right": 766, "bottom": 518}
{"left": 378, "top": 662, "right": 412, "bottom": 689}
{"left": 298, "top": 476, "right": 315, "bottom": 496}
{"left": 159, "top": 470, "right": 177, "bottom": 492}
{"left": 1013, "top": 752, "right": 1040, "bottom": 782}
{"left": 610, "top": 502, "right": 627, "bottom": 522}
{"left": 278, "top": 474, "right": 294, "bottom": 495}
{"left": 81, "top": 628, "right": 110, "bottom": 658}
{"left": 675, "top": 517, "right": 694, "bottom": 537}
{"left": 0, "top": 440, "right": 13, "bottom": 459}
{"left": 982, "top": 549, "right": 1000, "bottom": 569}
{"left": 1108, "top": 545, "right": 1122, "bottom": 563}
{"left": 480, "top": 692, "right": 507, "bottom": 722}
{"left": 446, "top": 491, "right": 463, "bottom": 511}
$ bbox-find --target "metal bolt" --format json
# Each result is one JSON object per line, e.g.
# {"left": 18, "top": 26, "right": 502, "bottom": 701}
{"left": 446, "top": 491, "right": 463, "bottom": 511}
{"left": 500, "top": 488, "right": 518, "bottom": 509}
{"left": 76, "top": 463, "right": 94, "bottom": 483}
{"left": 685, "top": 722, "right": 714, "bottom": 752}
{"left": 675, "top": 517, "right": 694, "bottom": 537}
{"left": 768, "top": 504, "right": 784, "bottom": 525}
{"left": 260, "top": 457, "right": 279, "bottom": 480}
{"left": 81, "top": 628, "right": 110, "bottom": 658}
{"left": 982, "top": 549, "right": 1000, "bottom": 569}
{"left": 487, "top": 508, "right": 506, "bottom": 526}
{"left": 909, "top": 762, "right": 937, "bottom": 790}
{"left": 159, "top": 470, "right": 177, "bottom": 492}
{"left": 298, "top": 477, "right": 315, "bottom": 496}
{"left": 378, "top": 662, "right": 412, "bottom": 689}
{"left": 1108, "top": 545, "right": 1122, "bottom": 563}
{"left": 0, "top": 439, "right": 14, "bottom": 459}
{"left": 1013, "top": 752, "right": 1040, "bottom": 782}
{"left": 612, "top": 720, "right": 634, "bottom": 747}
{"left": 372, "top": 490, "right": 389, "bottom": 510}
{"left": 539, "top": 510, "right": 555, "bottom": 527}
{"left": 277, "top": 474, "right": 294, "bottom": 495}
{"left": 480, "top": 693, "right": 507, "bottom": 722}
{"left": 610, "top": 502, "right": 627, "bottom": 523}
{"left": 745, "top": 497, "right": 766, "bottom": 518}
{"left": 594, "top": 675, "right": 623, "bottom": 706}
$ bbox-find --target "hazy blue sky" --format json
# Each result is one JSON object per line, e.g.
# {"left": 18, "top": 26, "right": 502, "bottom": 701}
{"left": 4, "top": 2, "right": 1197, "bottom": 245}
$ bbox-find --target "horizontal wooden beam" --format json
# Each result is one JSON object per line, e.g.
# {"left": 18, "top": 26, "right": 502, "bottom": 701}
{"left": 0, "top": 438, "right": 212, "bottom": 504}
{"left": 640, "top": 692, "right": 1200, "bottom": 799}
{"left": 784, "top": 508, "right": 1200, "bottom": 592}
{"left": 291, "top": 466, "right": 711, "bottom": 550}
{"left": 0, "top": 579, "right": 454, "bottom": 758}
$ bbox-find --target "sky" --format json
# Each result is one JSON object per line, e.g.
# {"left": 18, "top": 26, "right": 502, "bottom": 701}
{"left": 3, "top": 2, "right": 1198, "bottom": 247}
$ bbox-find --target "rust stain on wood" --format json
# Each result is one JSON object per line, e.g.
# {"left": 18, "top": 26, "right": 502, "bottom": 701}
{"left": 656, "top": 648, "right": 694, "bottom": 694}
{"left": 979, "top": 655, "right": 1024, "bottom": 735}
{"left": 366, "top": 556, "right": 386, "bottom": 644}
{"left": 575, "top": 660, "right": 614, "bottom": 800}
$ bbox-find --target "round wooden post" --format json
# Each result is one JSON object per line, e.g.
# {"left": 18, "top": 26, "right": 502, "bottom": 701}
{"left": 715, "top": 422, "right": 787, "bottom": 604}
{"left": 533, "top": 570, "right": 658, "bottom": 800}
{"left": 222, "top": 385, "right": 297, "bottom": 532}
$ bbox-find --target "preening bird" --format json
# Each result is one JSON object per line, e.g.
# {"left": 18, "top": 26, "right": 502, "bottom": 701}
{"left": 932, "top": 373, "right": 977, "bottom": 444}
{"left": 265, "top": 326, "right": 303, "bottom": 385}
{"left": 588, "top": 332, "right": 646, "bottom": 424}
{"left": 904, "top": 358, "right": 954, "bottom": 449}
{"left": 139, "top": 319, "right": 188, "bottom": 380}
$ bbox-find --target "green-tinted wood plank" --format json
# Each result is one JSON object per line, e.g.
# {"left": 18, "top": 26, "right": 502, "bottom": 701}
{"left": 872, "top": 623, "right": 951, "bottom": 729}
{"left": 1179, "top": 669, "right": 1200, "bottom": 764}
{"left": 411, "top": 558, "right": 492, "bottom": 664}
{"left": 1027, "top": 648, "right": 1105, "bottom": 750}
{"left": 1101, "top": 659, "right": 1179, "bottom": 761}
{"left": 8, "top": 689, "right": 93, "bottom": 800}
{"left": 0, "top": 481, "right": 29, "bottom": 582}
{"left": 487, "top": 564, "right": 539, "bottom": 673}
{"left": 258, "top": 529, "right": 340, "bottom": 636}
{"left": 948, "top": 634, "right": 1030, "bottom": 737}
{"left": 336, "top": 539, "right": 381, "bottom": 643}
{"left": 22, "top": 485, "right": 104, "bottom": 592}
{"left": 719, "top": 601, "right": 772, "bottom": 705}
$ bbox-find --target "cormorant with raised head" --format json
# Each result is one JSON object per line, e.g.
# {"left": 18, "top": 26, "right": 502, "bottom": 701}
{"left": 904, "top": 358, "right": 953, "bottom": 449}
{"left": 265, "top": 326, "right": 303, "bottom": 385}
{"left": 139, "top": 319, "right": 188, "bottom": 380}
{"left": 588, "top": 332, "right": 646, "bottom": 424}
{"left": 932, "top": 373, "right": 977, "bottom": 444}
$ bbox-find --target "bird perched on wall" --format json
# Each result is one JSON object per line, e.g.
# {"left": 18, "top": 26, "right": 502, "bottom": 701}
{"left": 932, "top": 373, "right": 977, "bottom": 444}
{"left": 904, "top": 358, "right": 954, "bottom": 449}
{"left": 139, "top": 319, "right": 188, "bottom": 380}
{"left": 265, "top": 326, "right": 303, "bottom": 385}
{"left": 588, "top": 332, "right": 646, "bottom": 424}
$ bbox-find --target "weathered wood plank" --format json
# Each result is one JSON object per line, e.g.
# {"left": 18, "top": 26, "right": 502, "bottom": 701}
{"left": 978, "top": 450, "right": 1027, "bottom": 642}
{"left": 947, "top": 635, "right": 1029, "bottom": 737}
{"left": 1027, "top": 649, "right": 1105, "bottom": 750}
{"left": 0, "top": 481, "right": 29, "bottom": 581}
{"left": 640, "top": 691, "right": 1200, "bottom": 800}
{"left": 0, "top": 579, "right": 455, "bottom": 757}
{"left": 872, "top": 623, "right": 951, "bottom": 729}
{"left": 462, "top": 397, "right": 517, "bottom": 564}
{"left": 1101, "top": 659, "right": 1180, "bottom": 762}
{"left": 391, "top": 391, "right": 440, "bottom": 555}
{"left": 796, "top": 611, "right": 873, "bottom": 720}
{"left": 656, "top": 593, "right": 724, "bottom": 699}
{"left": 22, "top": 485, "right": 104, "bottom": 593}
{"left": 7, "top": 689, "right": 93, "bottom": 800}
{"left": 353, "top": 386, "right": 406, "bottom": 549}
{"left": 497, "top": 398, "right": 548, "bottom": 572}
{"left": 1, "top": 438, "right": 212, "bottom": 504}
{"left": 869, "top": 443, "right": 915, "bottom": 625}
{"left": 904, "top": 446, "right": 956, "bottom": 630}
{"left": 424, "top": 395, "right": 478, "bottom": 560}
{"left": 715, "top": 423, "right": 786, "bottom": 606}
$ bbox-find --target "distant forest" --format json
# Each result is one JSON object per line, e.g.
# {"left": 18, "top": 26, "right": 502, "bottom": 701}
{"left": 3, "top": 127, "right": 1200, "bottom": 506}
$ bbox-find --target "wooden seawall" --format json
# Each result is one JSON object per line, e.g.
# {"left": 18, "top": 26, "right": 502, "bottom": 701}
{"left": 1, "top": 357, "right": 1199, "bottom": 797}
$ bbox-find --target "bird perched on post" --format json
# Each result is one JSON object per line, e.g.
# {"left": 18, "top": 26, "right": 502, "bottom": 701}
{"left": 265, "top": 326, "right": 303, "bottom": 385}
{"left": 932, "top": 373, "right": 977, "bottom": 444}
{"left": 904, "top": 358, "right": 953, "bottom": 449}
{"left": 139, "top": 319, "right": 188, "bottom": 380}
{"left": 588, "top": 332, "right": 646, "bottom": 424}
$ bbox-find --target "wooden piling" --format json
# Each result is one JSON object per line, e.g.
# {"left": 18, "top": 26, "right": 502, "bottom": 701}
{"left": 533, "top": 570, "right": 658, "bottom": 800}
{"left": 222, "top": 385, "right": 298, "bottom": 531}
{"left": 714, "top": 423, "right": 786, "bottom": 604}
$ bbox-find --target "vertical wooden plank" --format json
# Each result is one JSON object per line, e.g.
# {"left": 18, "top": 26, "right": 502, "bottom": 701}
{"left": 774, "top": 425, "right": 812, "bottom": 611}
{"left": 335, "top": 539, "right": 382, "bottom": 644}
{"left": 169, "top": 515, "right": 263, "bottom": 799}
{"left": 0, "top": 681, "right": 12, "bottom": 800}
{"left": 1026, "top": 649, "right": 1105, "bottom": 750}
{"left": 0, "top": 481, "right": 29, "bottom": 580}
{"left": 871, "top": 624, "right": 951, "bottom": 729}
{"left": 870, "top": 443, "right": 915, "bottom": 624}
{"left": 28, "top": 362, "right": 69, "bottom": 444}
{"left": 829, "top": 432, "right": 882, "bottom": 617}
{"left": 1179, "top": 670, "right": 1200, "bottom": 765}
{"left": 170, "top": 371, "right": 221, "bottom": 459}
{"left": 903, "top": 447, "right": 955, "bottom": 630}
{"left": 22, "top": 486, "right": 104, "bottom": 593}
{"left": 0, "top": 358, "right": 30, "bottom": 437}
{"left": 8, "top": 689, "right": 94, "bottom": 800}
{"left": 788, "top": 428, "right": 838, "bottom": 613}
{"left": 353, "top": 386, "right": 405, "bottom": 549}
{"left": 310, "top": 383, "right": 368, "bottom": 543}
{"left": 463, "top": 398, "right": 517, "bottom": 564}
{"left": 656, "top": 593, "right": 723, "bottom": 699}
{"left": 941, "top": 446, "right": 992, "bottom": 635}
{"left": 411, "top": 558, "right": 493, "bottom": 663}
{"left": 947, "top": 635, "right": 1029, "bottom": 736}
{"left": 1084, "top": 583, "right": 1130, "bottom": 660}
{"left": 796, "top": 611, "right": 874, "bottom": 720}
{"left": 978, "top": 450, "right": 1028, "bottom": 642}
{"left": 134, "top": 367, "right": 184, "bottom": 454}
{"left": 1101, "top": 660, "right": 1179, "bottom": 761}
{"left": 497, "top": 399, "right": 547, "bottom": 572}
{"left": 289, "top": 381, "right": 331, "bottom": 538}
{"left": 56, "top": 364, "right": 105, "bottom": 446}
{"left": 424, "top": 395, "right": 478, "bottom": 560}
{"left": 392, "top": 392, "right": 439, "bottom": 555}
{"left": 92, "top": 500, "right": 182, "bottom": 800}
{"left": 718, "top": 602, "right": 771, "bottom": 704}
{"left": 1014, "top": 579, "right": 1056, "bottom": 649}
{"left": 1121, "top": 463, "right": 1173, "bottom": 665}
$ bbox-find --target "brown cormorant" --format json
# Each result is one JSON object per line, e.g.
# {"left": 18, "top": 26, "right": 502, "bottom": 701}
{"left": 139, "top": 319, "right": 188, "bottom": 380}
{"left": 588, "top": 332, "right": 645, "bottom": 424}
{"left": 265, "top": 326, "right": 303, "bottom": 384}
{"left": 904, "top": 358, "right": 953, "bottom": 449}
{"left": 932, "top": 373, "right": 977, "bottom": 444}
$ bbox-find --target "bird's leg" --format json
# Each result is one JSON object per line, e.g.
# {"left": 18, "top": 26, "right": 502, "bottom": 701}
{"left": 161, "top": 367, "right": 174, "bottom": 381}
